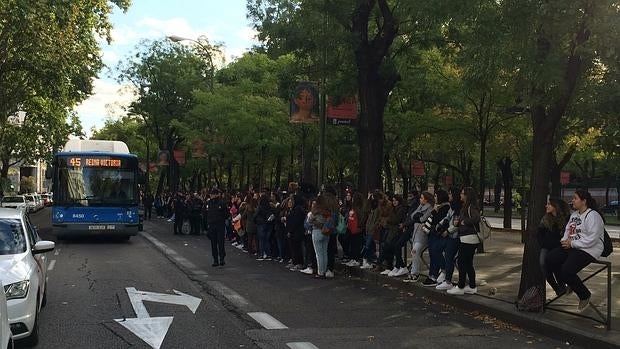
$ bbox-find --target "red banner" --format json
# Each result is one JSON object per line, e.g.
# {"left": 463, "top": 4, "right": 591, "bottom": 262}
{"left": 173, "top": 150, "right": 186, "bottom": 166}
{"left": 560, "top": 171, "right": 570, "bottom": 185}
{"left": 327, "top": 97, "right": 358, "bottom": 120}
{"left": 411, "top": 161, "right": 425, "bottom": 177}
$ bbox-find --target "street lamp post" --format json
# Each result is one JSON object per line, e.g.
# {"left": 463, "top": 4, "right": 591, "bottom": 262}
{"left": 166, "top": 35, "right": 216, "bottom": 89}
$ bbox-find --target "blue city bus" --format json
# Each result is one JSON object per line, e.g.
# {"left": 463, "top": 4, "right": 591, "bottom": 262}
{"left": 48, "top": 140, "right": 142, "bottom": 239}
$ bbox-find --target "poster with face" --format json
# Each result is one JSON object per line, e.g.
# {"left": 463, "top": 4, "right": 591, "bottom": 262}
{"left": 290, "top": 82, "right": 319, "bottom": 123}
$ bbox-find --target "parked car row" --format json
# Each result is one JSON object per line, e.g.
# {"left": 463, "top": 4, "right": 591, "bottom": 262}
{"left": 0, "top": 208, "right": 55, "bottom": 346}
{"left": 0, "top": 193, "right": 51, "bottom": 214}
{"left": 603, "top": 200, "right": 619, "bottom": 214}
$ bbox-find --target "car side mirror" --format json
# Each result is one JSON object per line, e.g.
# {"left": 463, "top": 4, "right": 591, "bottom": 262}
{"left": 32, "top": 241, "right": 55, "bottom": 255}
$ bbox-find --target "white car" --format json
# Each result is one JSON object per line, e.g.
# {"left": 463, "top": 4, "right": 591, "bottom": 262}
{"left": 22, "top": 195, "right": 36, "bottom": 213}
{"left": 1, "top": 281, "right": 13, "bottom": 349}
{"left": 0, "top": 196, "right": 27, "bottom": 212}
{"left": 34, "top": 194, "right": 44, "bottom": 211}
{"left": 0, "top": 208, "right": 54, "bottom": 346}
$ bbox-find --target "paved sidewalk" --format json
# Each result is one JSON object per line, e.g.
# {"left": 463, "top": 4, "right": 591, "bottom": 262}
{"left": 141, "top": 218, "right": 619, "bottom": 348}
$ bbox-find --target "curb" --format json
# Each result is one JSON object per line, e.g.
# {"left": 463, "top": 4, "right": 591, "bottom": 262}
{"left": 337, "top": 265, "right": 620, "bottom": 349}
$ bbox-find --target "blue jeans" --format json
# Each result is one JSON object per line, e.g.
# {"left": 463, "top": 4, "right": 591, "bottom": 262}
{"left": 428, "top": 234, "right": 446, "bottom": 279}
{"left": 312, "top": 230, "right": 330, "bottom": 275}
{"left": 444, "top": 237, "right": 460, "bottom": 282}
{"left": 276, "top": 236, "right": 286, "bottom": 259}
{"left": 257, "top": 224, "right": 272, "bottom": 257}
{"left": 362, "top": 235, "right": 376, "bottom": 261}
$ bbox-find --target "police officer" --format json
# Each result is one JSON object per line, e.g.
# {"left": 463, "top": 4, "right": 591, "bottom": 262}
{"left": 189, "top": 192, "right": 203, "bottom": 235}
{"left": 207, "top": 189, "right": 228, "bottom": 266}
{"left": 173, "top": 192, "right": 186, "bottom": 235}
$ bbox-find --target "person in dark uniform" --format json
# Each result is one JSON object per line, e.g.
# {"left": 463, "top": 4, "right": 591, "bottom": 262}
{"left": 143, "top": 192, "right": 154, "bottom": 220}
{"left": 189, "top": 192, "right": 203, "bottom": 235}
{"left": 207, "top": 189, "right": 228, "bottom": 266}
{"left": 173, "top": 193, "right": 186, "bottom": 235}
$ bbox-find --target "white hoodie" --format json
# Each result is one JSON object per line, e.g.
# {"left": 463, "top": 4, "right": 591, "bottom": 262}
{"left": 562, "top": 209, "right": 605, "bottom": 259}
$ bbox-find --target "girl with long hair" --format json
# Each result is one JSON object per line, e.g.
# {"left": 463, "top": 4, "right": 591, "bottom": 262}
{"left": 537, "top": 197, "right": 570, "bottom": 295}
{"left": 403, "top": 191, "right": 434, "bottom": 282}
{"left": 447, "top": 187, "right": 480, "bottom": 295}
{"left": 546, "top": 190, "right": 605, "bottom": 312}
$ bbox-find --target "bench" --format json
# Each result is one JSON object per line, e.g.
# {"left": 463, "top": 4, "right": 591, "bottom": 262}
{"left": 544, "top": 259, "right": 612, "bottom": 330}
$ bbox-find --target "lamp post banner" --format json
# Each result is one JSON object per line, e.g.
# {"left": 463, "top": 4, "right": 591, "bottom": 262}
{"left": 290, "top": 82, "right": 319, "bottom": 123}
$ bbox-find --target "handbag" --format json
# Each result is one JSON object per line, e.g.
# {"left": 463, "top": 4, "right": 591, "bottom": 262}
{"left": 469, "top": 207, "right": 491, "bottom": 240}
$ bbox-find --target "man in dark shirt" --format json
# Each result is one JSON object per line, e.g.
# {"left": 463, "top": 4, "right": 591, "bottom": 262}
{"left": 189, "top": 192, "right": 203, "bottom": 235}
{"left": 173, "top": 193, "right": 186, "bottom": 235}
{"left": 207, "top": 189, "right": 228, "bottom": 266}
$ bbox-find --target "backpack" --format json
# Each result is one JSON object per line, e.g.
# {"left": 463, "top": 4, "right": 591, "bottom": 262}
{"left": 516, "top": 286, "right": 544, "bottom": 312}
{"left": 336, "top": 213, "right": 347, "bottom": 235}
{"left": 469, "top": 207, "right": 492, "bottom": 240}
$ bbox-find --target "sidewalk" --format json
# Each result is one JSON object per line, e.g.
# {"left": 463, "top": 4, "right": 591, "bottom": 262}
{"left": 141, "top": 219, "right": 620, "bottom": 348}
{"left": 345, "top": 230, "right": 620, "bottom": 348}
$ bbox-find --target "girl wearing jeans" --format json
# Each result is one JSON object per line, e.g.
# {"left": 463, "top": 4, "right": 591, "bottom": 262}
{"left": 403, "top": 192, "right": 434, "bottom": 282}
{"left": 308, "top": 195, "right": 334, "bottom": 279}
{"left": 537, "top": 197, "right": 570, "bottom": 296}
{"left": 448, "top": 187, "right": 480, "bottom": 295}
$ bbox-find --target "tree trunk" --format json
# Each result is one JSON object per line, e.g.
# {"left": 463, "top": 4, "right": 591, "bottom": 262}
{"left": 227, "top": 161, "right": 233, "bottom": 192}
{"left": 395, "top": 155, "right": 409, "bottom": 196}
{"left": 275, "top": 155, "right": 282, "bottom": 190}
{"left": 478, "top": 133, "right": 487, "bottom": 209}
{"left": 239, "top": 149, "right": 246, "bottom": 191}
{"left": 498, "top": 157, "right": 513, "bottom": 229}
{"left": 383, "top": 152, "right": 393, "bottom": 194}
{"left": 494, "top": 169, "right": 502, "bottom": 213}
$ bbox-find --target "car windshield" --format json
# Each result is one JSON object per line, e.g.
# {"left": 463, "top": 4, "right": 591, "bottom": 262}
{"left": 0, "top": 218, "right": 26, "bottom": 255}
{"left": 2, "top": 197, "right": 24, "bottom": 203}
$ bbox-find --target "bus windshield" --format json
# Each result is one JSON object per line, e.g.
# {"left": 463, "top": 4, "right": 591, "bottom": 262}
{"left": 57, "top": 166, "right": 138, "bottom": 206}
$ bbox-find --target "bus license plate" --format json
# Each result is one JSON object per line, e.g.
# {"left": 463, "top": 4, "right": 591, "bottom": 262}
{"left": 88, "top": 225, "right": 116, "bottom": 230}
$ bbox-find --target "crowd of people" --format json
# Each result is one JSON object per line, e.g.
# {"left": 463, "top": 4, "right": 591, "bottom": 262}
{"left": 141, "top": 184, "right": 608, "bottom": 309}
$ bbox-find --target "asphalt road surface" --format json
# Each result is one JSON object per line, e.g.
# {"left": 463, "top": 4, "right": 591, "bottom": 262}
{"left": 20, "top": 209, "right": 572, "bottom": 349}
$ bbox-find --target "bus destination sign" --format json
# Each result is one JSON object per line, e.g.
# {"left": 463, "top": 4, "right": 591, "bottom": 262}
{"left": 67, "top": 157, "right": 122, "bottom": 168}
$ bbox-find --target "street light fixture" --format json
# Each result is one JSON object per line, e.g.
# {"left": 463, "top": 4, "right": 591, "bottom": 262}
{"left": 166, "top": 34, "right": 216, "bottom": 89}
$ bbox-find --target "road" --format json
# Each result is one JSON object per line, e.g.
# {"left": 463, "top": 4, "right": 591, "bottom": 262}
{"left": 20, "top": 208, "right": 571, "bottom": 349}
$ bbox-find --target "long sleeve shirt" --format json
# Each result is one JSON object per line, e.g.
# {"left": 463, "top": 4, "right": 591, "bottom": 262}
{"left": 563, "top": 209, "right": 605, "bottom": 259}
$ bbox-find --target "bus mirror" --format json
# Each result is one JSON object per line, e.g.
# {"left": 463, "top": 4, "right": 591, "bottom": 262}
{"left": 45, "top": 166, "right": 54, "bottom": 179}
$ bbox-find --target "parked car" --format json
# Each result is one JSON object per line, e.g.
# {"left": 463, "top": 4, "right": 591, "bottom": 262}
{"left": 0, "top": 208, "right": 54, "bottom": 346}
{"left": 603, "top": 200, "right": 619, "bottom": 214}
{"left": 40, "top": 194, "right": 52, "bottom": 207}
{"left": 1, "top": 281, "right": 13, "bottom": 349}
{"left": 22, "top": 195, "right": 36, "bottom": 213}
{"left": 0, "top": 196, "right": 27, "bottom": 212}
{"left": 33, "top": 194, "right": 44, "bottom": 211}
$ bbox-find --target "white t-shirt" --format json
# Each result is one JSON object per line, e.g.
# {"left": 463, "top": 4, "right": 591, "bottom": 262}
{"left": 562, "top": 209, "right": 605, "bottom": 259}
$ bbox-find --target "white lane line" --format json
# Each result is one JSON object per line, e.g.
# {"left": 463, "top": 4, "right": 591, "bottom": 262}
{"left": 206, "top": 281, "right": 252, "bottom": 309}
{"left": 47, "top": 260, "right": 56, "bottom": 271}
{"left": 139, "top": 232, "right": 205, "bottom": 275}
{"left": 287, "top": 343, "right": 319, "bottom": 349}
{"left": 247, "top": 312, "right": 288, "bottom": 330}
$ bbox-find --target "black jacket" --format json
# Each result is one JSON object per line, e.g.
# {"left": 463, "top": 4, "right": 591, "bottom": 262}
{"left": 537, "top": 217, "right": 563, "bottom": 250}
{"left": 206, "top": 198, "right": 227, "bottom": 224}
{"left": 458, "top": 206, "right": 480, "bottom": 237}
{"left": 286, "top": 205, "right": 307, "bottom": 239}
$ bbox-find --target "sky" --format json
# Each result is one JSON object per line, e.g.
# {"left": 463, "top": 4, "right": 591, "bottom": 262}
{"left": 75, "top": 0, "right": 258, "bottom": 137}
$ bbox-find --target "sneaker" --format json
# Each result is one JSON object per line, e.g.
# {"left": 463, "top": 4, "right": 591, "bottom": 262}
{"left": 264, "top": 257, "right": 273, "bottom": 261}
{"left": 348, "top": 260, "right": 360, "bottom": 267}
{"left": 393, "top": 267, "right": 409, "bottom": 277}
{"left": 256, "top": 257, "right": 265, "bottom": 261}
{"left": 578, "top": 298, "right": 591, "bottom": 312}
{"left": 436, "top": 281, "right": 454, "bottom": 290}
{"left": 464, "top": 286, "right": 477, "bottom": 294}
{"left": 290, "top": 264, "right": 303, "bottom": 271}
{"left": 300, "top": 267, "right": 314, "bottom": 275}
{"left": 403, "top": 274, "right": 420, "bottom": 283}
{"left": 236, "top": 244, "right": 244, "bottom": 250}
{"left": 325, "top": 270, "right": 335, "bottom": 278}
{"left": 437, "top": 271, "right": 446, "bottom": 284}
{"left": 387, "top": 267, "right": 399, "bottom": 276}
{"left": 380, "top": 269, "right": 392, "bottom": 275}
{"left": 422, "top": 277, "right": 438, "bottom": 287}
{"left": 232, "top": 242, "right": 239, "bottom": 247}
{"left": 360, "top": 260, "right": 373, "bottom": 269}
{"left": 447, "top": 287, "right": 465, "bottom": 295}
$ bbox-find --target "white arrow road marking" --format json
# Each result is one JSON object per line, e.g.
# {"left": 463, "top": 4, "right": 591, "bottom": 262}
{"left": 125, "top": 287, "right": 202, "bottom": 318}
{"left": 47, "top": 260, "right": 56, "bottom": 271}
{"left": 115, "top": 317, "right": 173, "bottom": 349}
{"left": 116, "top": 288, "right": 202, "bottom": 349}
{"left": 247, "top": 312, "right": 288, "bottom": 329}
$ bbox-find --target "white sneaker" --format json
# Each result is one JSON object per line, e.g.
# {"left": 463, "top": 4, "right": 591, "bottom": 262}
{"left": 464, "top": 286, "right": 477, "bottom": 294}
{"left": 300, "top": 267, "right": 314, "bottom": 275}
{"left": 360, "top": 260, "right": 373, "bottom": 269}
{"left": 447, "top": 287, "right": 465, "bottom": 295}
{"left": 348, "top": 260, "right": 360, "bottom": 267}
{"left": 387, "top": 267, "right": 399, "bottom": 276}
{"left": 393, "top": 267, "right": 408, "bottom": 277}
{"left": 437, "top": 271, "right": 446, "bottom": 284}
{"left": 235, "top": 244, "right": 244, "bottom": 249}
{"left": 325, "top": 270, "right": 335, "bottom": 278}
{"left": 436, "top": 281, "right": 453, "bottom": 290}
{"left": 232, "top": 242, "right": 239, "bottom": 247}
{"left": 380, "top": 269, "right": 392, "bottom": 275}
